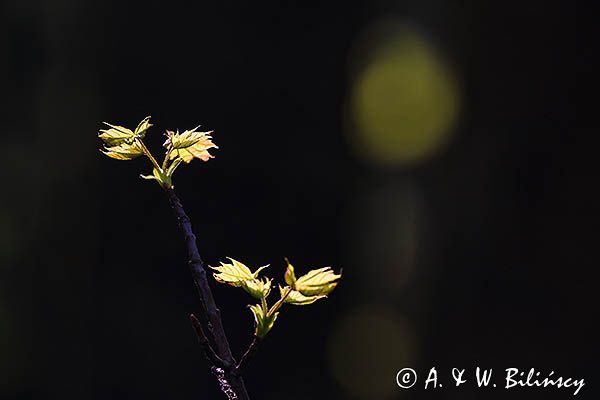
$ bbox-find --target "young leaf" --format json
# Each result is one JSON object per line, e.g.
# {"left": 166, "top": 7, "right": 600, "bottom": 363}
{"left": 249, "top": 304, "right": 278, "bottom": 338}
{"left": 99, "top": 123, "right": 136, "bottom": 146}
{"left": 293, "top": 267, "right": 341, "bottom": 297}
{"left": 279, "top": 285, "right": 326, "bottom": 306}
{"left": 101, "top": 141, "right": 144, "bottom": 160}
{"left": 211, "top": 258, "right": 268, "bottom": 287}
{"left": 99, "top": 117, "right": 152, "bottom": 147}
{"left": 134, "top": 116, "right": 153, "bottom": 136}
{"left": 212, "top": 258, "right": 253, "bottom": 286}
{"left": 244, "top": 277, "right": 273, "bottom": 300}
{"left": 164, "top": 128, "right": 218, "bottom": 163}
{"left": 163, "top": 128, "right": 201, "bottom": 149}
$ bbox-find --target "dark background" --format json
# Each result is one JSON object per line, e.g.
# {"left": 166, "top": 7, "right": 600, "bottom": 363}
{"left": 1, "top": 1, "right": 588, "bottom": 399}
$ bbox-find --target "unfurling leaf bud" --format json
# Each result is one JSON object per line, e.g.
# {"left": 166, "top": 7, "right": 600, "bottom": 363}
{"left": 284, "top": 260, "right": 296, "bottom": 286}
{"left": 249, "top": 304, "right": 278, "bottom": 338}
{"left": 243, "top": 277, "right": 272, "bottom": 300}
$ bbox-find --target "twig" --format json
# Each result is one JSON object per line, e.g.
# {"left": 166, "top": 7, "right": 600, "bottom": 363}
{"left": 190, "top": 313, "right": 227, "bottom": 368}
{"left": 236, "top": 337, "right": 261, "bottom": 373}
{"left": 166, "top": 188, "right": 250, "bottom": 400}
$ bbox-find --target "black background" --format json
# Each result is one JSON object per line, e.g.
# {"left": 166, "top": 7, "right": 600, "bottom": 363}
{"left": 1, "top": 1, "right": 589, "bottom": 399}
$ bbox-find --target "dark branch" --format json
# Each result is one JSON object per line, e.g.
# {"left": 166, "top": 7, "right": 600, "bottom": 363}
{"left": 166, "top": 188, "right": 250, "bottom": 400}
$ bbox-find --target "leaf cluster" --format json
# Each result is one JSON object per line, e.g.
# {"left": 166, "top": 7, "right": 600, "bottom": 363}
{"left": 212, "top": 258, "right": 341, "bottom": 338}
{"left": 98, "top": 116, "right": 217, "bottom": 189}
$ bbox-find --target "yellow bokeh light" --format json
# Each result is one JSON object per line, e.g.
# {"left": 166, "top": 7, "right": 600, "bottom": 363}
{"left": 328, "top": 306, "right": 417, "bottom": 399}
{"left": 348, "top": 21, "right": 460, "bottom": 166}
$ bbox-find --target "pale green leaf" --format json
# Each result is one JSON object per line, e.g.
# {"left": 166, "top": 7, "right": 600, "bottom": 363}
{"left": 294, "top": 266, "right": 341, "bottom": 296}
{"left": 99, "top": 117, "right": 152, "bottom": 146}
{"left": 210, "top": 258, "right": 255, "bottom": 287}
{"left": 98, "top": 123, "right": 135, "bottom": 146}
{"left": 163, "top": 128, "right": 217, "bottom": 163}
{"left": 211, "top": 258, "right": 272, "bottom": 300}
{"left": 101, "top": 141, "right": 144, "bottom": 160}
{"left": 279, "top": 285, "right": 326, "bottom": 306}
{"left": 163, "top": 127, "right": 202, "bottom": 149}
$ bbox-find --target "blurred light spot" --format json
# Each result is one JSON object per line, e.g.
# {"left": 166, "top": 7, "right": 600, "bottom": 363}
{"left": 343, "top": 179, "right": 424, "bottom": 293}
{"left": 328, "top": 306, "right": 416, "bottom": 399}
{"left": 347, "top": 21, "right": 460, "bottom": 167}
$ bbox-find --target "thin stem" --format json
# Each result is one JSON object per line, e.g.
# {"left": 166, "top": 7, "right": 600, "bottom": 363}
{"left": 236, "top": 337, "right": 261, "bottom": 373}
{"left": 136, "top": 137, "right": 162, "bottom": 171}
{"left": 167, "top": 158, "right": 183, "bottom": 177}
{"left": 268, "top": 287, "right": 292, "bottom": 317}
{"left": 261, "top": 296, "right": 268, "bottom": 314}
{"left": 162, "top": 144, "right": 173, "bottom": 170}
